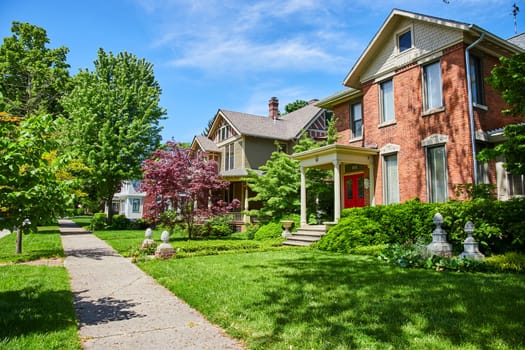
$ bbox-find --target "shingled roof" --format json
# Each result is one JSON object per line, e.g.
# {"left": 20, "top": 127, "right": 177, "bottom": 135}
{"left": 192, "top": 134, "right": 220, "bottom": 152}
{"left": 219, "top": 104, "right": 324, "bottom": 141}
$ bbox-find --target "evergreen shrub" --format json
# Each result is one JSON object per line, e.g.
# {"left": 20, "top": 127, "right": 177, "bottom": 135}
{"left": 319, "top": 197, "right": 525, "bottom": 255}
{"left": 111, "top": 214, "right": 130, "bottom": 230}
{"left": 91, "top": 213, "right": 107, "bottom": 231}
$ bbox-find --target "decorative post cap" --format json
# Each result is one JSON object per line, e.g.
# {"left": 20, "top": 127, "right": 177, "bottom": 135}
{"left": 433, "top": 213, "right": 443, "bottom": 226}
{"left": 161, "top": 230, "right": 170, "bottom": 243}
{"left": 464, "top": 221, "right": 474, "bottom": 235}
{"left": 145, "top": 228, "right": 152, "bottom": 239}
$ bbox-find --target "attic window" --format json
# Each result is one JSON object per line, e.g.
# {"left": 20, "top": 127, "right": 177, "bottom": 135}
{"left": 398, "top": 29, "right": 412, "bottom": 53}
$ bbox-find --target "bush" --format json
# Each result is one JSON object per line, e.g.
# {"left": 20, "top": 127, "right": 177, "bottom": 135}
{"left": 484, "top": 252, "right": 525, "bottom": 273}
{"left": 316, "top": 216, "right": 382, "bottom": 253}
{"left": 254, "top": 221, "right": 283, "bottom": 241}
{"left": 199, "top": 215, "right": 234, "bottom": 237}
{"left": 91, "top": 213, "right": 107, "bottom": 231}
{"left": 111, "top": 215, "right": 130, "bottom": 230}
{"left": 129, "top": 218, "right": 148, "bottom": 230}
{"left": 321, "top": 197, "right": 525, "bottom": 255}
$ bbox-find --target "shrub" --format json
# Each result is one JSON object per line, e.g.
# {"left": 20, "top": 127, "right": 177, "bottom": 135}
{"left": 254, "top": 221, "right": 283, "bottom": 241}
{"left": 323, "top": 197, "right": 525, "bottom": 255}
{"left": 199, "top": 215, "right": 234, "bottom": 237}
{"left": 91, "top": 213, "right": 107, "bottom": 231}
{"left": 129, "top": 218, "right": 148, "bottom": 230}
{"left": 316, "top": 216, "right": 382, "bottom": 253}
{"left": 111, "top": 215, "right": 130, "bottom": 230}
{"left": 484, "top": 252, "right": 525, "bottom": 273}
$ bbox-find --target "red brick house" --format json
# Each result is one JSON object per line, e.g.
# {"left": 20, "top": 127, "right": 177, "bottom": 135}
{"left": 293, "top": 9, "right": 525, "bottom": 229}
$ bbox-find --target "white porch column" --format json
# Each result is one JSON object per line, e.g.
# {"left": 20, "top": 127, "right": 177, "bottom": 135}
{"left": 300, "top": 166, "right": 307, "bottom": 227}
{"left": 243, "top": 184, "right": 250, "bottom": 224}
{"left": 333, "top": 161, "right": 341, "bottom": 223}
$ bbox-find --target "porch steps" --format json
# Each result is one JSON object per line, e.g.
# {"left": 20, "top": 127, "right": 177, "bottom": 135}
{"left": 283, "top": 225, "right": 326, "bottom": 246}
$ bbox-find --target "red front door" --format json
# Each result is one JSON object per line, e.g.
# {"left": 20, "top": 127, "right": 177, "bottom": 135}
{"left": 344, "top": 173, "right": 365, "bottom": 208}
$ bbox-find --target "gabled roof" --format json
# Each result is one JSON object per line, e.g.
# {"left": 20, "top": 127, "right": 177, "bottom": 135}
{"left": 343, "top": 8, "right": 523, "bottom": 88}
{"left": 508, "top": 32, "right": 525, "bottom": 49}
{"left": 191, "top": 134, "right": 220, "bottom": 153}
{"left": 214, "top": 104, "right": 324, "bottom": 141}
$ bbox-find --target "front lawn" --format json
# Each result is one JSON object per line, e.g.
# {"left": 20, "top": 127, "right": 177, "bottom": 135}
{"left": 94, "top": 229, "right": 286, "bottom": 258}
{"left": 0, "top": 226, "right": 64, "bottom": 263}
{"left": 0, "top": 265, "right": 81, "bottom": 350}
{"left": 138, "top": 249, "right": 525, "bottom": 350}
{"left": 0, "top": 224, "right": 81, "bottom": 349}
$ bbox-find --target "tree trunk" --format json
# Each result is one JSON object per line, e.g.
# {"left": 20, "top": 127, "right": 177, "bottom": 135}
{"left": 15, "top": 228, "right": 22, "bottom": 254}
{"left": 107, "top": 195, "right": 114, "bottom": 226}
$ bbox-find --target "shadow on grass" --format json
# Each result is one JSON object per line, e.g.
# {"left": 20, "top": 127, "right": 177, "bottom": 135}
{"left": 0, "top": 282, "right": 77, "bottom": 340}
{"left": 73, "top": 290, "right": 146, "bottom": 326}
{"left": 244, "top": 253, "right": 525, "bottom": 349}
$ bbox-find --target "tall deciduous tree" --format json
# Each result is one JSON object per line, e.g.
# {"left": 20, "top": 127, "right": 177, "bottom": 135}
{"left": 0, "top": 21, "right": 70, "bottom": 118}
{"left": 284, "top": 99, "right": 308, "bottom": 114}
{"left": 141, "top": 142, "right": 231, "bottom": 238}
{"left": 62, "top": 49, "right": 166, "bottom": 224}
{"left": 479, "top": 52, "right": 525, "bottom": 175}
{"left": 0, "top": 111, "right": 72, "bottom": 253}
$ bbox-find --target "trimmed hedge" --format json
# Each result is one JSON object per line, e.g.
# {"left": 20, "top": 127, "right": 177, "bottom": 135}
{"left": 317, "top": 198, "right": 525, "bottom": 255}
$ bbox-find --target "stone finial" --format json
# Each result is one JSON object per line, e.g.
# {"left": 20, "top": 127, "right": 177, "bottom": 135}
{"left": 459, "top": 221, "right": 485, "bottom": 260}
{"left": 141, "top": 227, "right": 155, "bottom": 249}
{"left": 160, "top": 230, "right": 170, "bottom": 243}
{"left": 145, "top": 228, "right": 152, "bottom": 239}
{"left": 156, "top": 230, "right": 175, "bottom": 259}
{"left": 427, "top": 212, "right": 452, "bottom": 257}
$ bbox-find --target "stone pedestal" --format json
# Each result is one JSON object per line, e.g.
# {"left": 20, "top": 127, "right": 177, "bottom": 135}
{"left": 426, "top": 213, "right": 452, "bottom": 257}
{"left": 155, "top": 230, "right": 175, "bottom": 259}
{"left": 459, "top": 221, "right": 485, "bottom": 260}
{"left": 141, "top": 227, "right": 156, "bottom": 249}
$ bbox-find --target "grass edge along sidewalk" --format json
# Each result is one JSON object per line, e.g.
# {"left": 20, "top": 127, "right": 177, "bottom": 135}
{"left": 0, "top": 226, "right": 81, "bottom": 350}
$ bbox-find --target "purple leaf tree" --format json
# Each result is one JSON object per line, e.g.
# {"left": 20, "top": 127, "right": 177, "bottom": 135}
{"left": 141, "top": 142, "right": 231, "bottom": 238}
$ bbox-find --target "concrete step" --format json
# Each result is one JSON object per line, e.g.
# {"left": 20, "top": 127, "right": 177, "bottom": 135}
{"left": 283, "top": 225, "right": 326, "bottom": 246}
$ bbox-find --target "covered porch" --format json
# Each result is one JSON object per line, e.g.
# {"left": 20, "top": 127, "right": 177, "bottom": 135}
{"left": 292, "top": 144, "right": 379, "bottom": 237}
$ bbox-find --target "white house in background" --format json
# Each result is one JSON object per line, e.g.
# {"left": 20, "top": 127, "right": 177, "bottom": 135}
{"left": 105, "top": 180, "right": 145, "bottom": 220}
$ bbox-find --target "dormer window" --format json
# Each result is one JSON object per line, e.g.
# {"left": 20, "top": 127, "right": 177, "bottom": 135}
{"left": 218, "top": 125, "right": 231, "bottom": 141}
{"left": 397, "top": 29, "right": 412, "bottom": 53}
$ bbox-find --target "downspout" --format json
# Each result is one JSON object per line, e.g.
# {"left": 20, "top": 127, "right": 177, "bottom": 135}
{"left": 465, "top": 32, "right": 485, "bottom": 184}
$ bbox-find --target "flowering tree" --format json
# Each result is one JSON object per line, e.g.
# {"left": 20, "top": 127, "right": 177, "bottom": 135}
{"left": 141, "top": 142, "right": 233, "bottom": 238}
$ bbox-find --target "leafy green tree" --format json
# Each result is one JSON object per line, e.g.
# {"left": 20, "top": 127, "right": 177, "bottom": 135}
{"left": 0, "top": 21, "right": 70, "bottom": 118}
{"left": 246, "top": 148, "right": 301, "bottom": 219}
{"left": 479, "top": 52, "right": 525, "bottom": 175}
{"left": 62, "top": 49, "right": 166, "bottom": 224}
{"left": 0, "top": 112, "right": 72, "bottom": 253}
{"left": 284, "top": 99, "right": 308, "bottom": 114}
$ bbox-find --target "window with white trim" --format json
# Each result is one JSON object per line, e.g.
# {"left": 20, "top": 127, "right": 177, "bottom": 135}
{"left": 225, "top": 143, "right": 235, "bottom": 171}
{"left": 350, "top": 102, "right": 362, "bottom": 138}
{"left": 380, "top": 79, "right": 394, "bottom": 123}
{"left": 398, "top": 29, "right": 412, "bottom": 53}
{"left": 219, "top": 125, "right": 231, "bottom": 142}
{"left": 132, "top": 199, "right": 141, "bottom": 213}
{"left": 423, "top": 61, "right": 443, "bottom": 111}
{"left": 426, "top": 145, "right": 448, "bottom": 203}
{"left": 383, "top": 154, "right": 399, "bottom": 204}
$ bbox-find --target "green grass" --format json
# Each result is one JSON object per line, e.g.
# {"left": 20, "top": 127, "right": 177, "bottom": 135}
{"left": 0, "top": 226, "right": 64, "bottom": 263}
{"left": 94, "top": 229, "right": 286, "bottom": 258}
{"left": 138, "top": 249, "right": 525, "bottom": 350}
{"left": 69, "top": 216, "right": 92, "bottom": 230}
{"left": 0, "top": 265, "right": 81, "bottom": 349}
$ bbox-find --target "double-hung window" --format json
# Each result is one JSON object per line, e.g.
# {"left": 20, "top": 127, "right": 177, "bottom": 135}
{"left": 426, "top": 145, "right": 448, "bottom": 203}
{"left": 423, "top": 61, "right": 443, "bottom": 111}
{"left": 350, "top": 102, "right": 363, "bottom": 138}
{"left": 380, "top": 79, "right": 394, "bottom": 123}
{"left": 383, "top": 154, "right": 400, "bottom": 204}
{"left": 132, "top": 199, "right": 141, "bottom": 213}
{"left": 225, "top": 143, "right": 234, "bottom": 171}
{"left": 469, "top": 55, "right": 484, "bottom": 105}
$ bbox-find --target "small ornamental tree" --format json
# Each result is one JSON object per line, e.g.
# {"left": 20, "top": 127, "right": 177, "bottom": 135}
{"left": 141, "top": 142, "right": 232, "bottom": 238}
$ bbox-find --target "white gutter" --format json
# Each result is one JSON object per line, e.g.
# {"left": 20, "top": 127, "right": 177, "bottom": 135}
{"left": 465, "top": 32, "right": 485, "bottom": 184}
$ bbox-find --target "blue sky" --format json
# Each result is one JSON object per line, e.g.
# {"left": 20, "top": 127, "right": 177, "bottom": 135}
{"left": 1, "top": 0, "right": 522, "bottom": 142}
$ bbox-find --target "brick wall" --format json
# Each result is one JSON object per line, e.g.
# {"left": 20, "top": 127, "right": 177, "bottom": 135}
{"left": 332, "top": 43, "right": 521, "bottom": 204}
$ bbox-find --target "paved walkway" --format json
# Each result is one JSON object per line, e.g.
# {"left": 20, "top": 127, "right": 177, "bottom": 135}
{"left": 59, "top": 219, "right": 245, "bottom": 350}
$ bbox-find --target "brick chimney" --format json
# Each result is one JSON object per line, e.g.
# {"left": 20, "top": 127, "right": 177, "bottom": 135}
{"left": 268, "top": 97, "right": 279, "bottom": 120}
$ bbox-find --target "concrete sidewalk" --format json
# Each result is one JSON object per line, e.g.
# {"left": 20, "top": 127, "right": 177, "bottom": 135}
{"left": 59, "top": 219, "right": 245, "bottom": 350}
